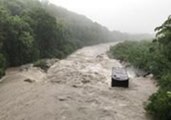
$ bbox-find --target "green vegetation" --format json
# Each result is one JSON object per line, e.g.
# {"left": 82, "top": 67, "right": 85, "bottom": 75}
{"left": 0, "top": 54, "right": 6, "bottom": 77}
{"left": 33, "top": 60, "right": 49, "bottom": 72}
{"left": 109, "top": 41, "right": 152, "bottom": 70}
{"left": 0, "top": 0, "right": 154, "bottom": 79}
{"left": 109, "top": 16, "right": 171, "bottom": 120}
{"left": 0, "top": 0, "right": 118, "bottom": 78}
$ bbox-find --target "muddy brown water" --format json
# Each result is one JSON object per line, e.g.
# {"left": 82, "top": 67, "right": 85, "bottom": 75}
{"left": 0, "top": 43, "right": 157, "bottom": 120}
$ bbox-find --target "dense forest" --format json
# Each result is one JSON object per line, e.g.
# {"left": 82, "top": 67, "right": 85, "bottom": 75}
{"left": 0, "top": 0, "right": 112, "bottom": 77}
{"left": 109, "top": 16, "right": 171, "bottom": 120}
{"left": 0, "top": 0, "right": 152, "bottom": 78}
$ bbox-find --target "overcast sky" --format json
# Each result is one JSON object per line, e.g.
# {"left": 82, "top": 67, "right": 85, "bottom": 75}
{"left": 49, "top": 0, "right": 171, "bottom": 34}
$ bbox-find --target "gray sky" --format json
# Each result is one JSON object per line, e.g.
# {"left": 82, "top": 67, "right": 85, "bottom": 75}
{"left": 50, "top": 0, "right": 171, "bottom": 34}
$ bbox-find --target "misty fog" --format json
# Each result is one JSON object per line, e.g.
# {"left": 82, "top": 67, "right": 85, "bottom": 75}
{"left": 50, "top": 0, "right": 171, "bottom": 34}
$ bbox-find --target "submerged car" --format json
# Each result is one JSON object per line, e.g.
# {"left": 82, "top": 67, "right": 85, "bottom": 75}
{"left": 111, "top": 67, "right": 129, "bottom": 87}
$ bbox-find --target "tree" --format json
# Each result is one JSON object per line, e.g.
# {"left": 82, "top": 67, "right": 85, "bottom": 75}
{"left": 3, "top": 16, "right": 37, "bottom": 66}
{"left": 154, "top": 15, "right": 171, "bottom": 61}
{"left": 0, "top": 54, "right": 6, "bottom": 78}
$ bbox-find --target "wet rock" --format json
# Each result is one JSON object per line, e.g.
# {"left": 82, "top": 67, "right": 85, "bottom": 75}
{"left": 20, "top": 64, "right": 32, "bottom": 71}
{"left": 46, "top": 59, "right": 59, "bottom": 67}
{"left": 145, "top": 74, "right": 153, "bottom": 78}
{"left": 58, "top": 96, "right": 72, "bottom": 101}
{"left": 24, "top": 78, "right": 35, "bottom": 83}
{"left": 58, "top": 97, "right": 66, "bottom": 101}
{"left": 72, "top": 84, "right": 81, "bottom": 88}
{"left": 33, "top": 59, "right": 59, "bottom": 72}
{"left": 81, "top": 79, "right": 90, "bottom": 84}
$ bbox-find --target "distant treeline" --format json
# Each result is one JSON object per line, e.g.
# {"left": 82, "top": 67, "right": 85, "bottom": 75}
{"left": 109, "top": 16, "right": 171, "bottom": 120}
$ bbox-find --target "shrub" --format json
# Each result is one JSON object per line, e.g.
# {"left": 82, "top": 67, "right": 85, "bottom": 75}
{"left": 146, "top": 89, "right": 171, "bottom": 120}
{"left": 159, "top": 72, "right": 171, "bottom": 91}
{"left": 33, "top": 60, "right": 49, "bottom": 71}
{"left": 109, "top": 40, "right": 152, "bottom": 70}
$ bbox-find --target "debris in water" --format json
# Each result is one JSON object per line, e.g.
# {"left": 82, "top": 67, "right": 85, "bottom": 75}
{"left": 24, "top": 78, "right": 35, "bottom": 83}
{"left": 81, "top": 79, "right": 90, "bottom": 84}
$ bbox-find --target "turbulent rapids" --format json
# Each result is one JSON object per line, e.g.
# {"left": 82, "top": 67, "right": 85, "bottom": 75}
{"left": 0, "top": 43, "right": 157, "bottom": 120}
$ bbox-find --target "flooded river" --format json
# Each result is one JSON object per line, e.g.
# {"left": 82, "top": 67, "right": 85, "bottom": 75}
{"left": 0, "top": 43, "right": 157, "bottom": 120}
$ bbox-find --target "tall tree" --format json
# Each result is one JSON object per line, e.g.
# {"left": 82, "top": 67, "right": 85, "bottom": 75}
{"left": 155, "top": 16, "right": 171, "bottom": 61}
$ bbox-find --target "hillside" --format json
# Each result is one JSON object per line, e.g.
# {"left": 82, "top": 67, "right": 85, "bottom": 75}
{"left": 45, "top": 4, "right": 153, "bottom": 43}
{"left": 0, "top": 0, "right": 114, "bottom": 78}
{"left": 0, "top": 0, "right": 153, "bottom": 78}
{"left": 45, "top": 3, "right": 115, "bottom": 46}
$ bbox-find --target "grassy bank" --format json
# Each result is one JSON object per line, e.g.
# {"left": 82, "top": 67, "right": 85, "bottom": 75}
{"left": 109, "top": 40, "right": 171, "bottom": 120}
